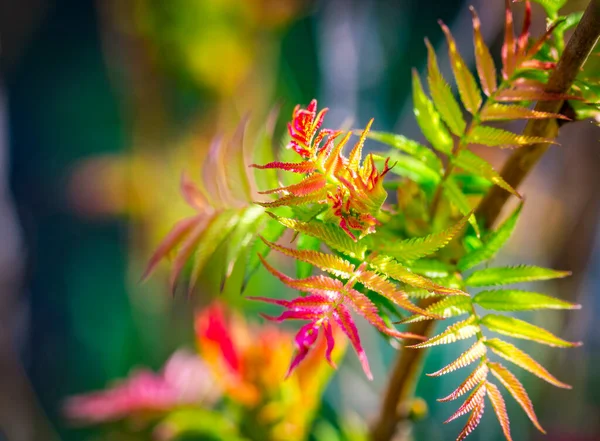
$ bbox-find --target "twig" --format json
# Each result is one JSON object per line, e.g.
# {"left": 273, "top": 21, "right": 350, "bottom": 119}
{"left": 476, "top": 0, "right": 600, "bottom": 228}
{"left": 369, "top": 3, "right": 600, "bottom": 440}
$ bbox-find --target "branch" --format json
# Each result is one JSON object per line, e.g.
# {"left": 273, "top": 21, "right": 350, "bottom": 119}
{"left": 370, "top": 3, "right": 600, "bottom": 440}
{"left": 476, "top": 0, "right": 600, "bottom": 228}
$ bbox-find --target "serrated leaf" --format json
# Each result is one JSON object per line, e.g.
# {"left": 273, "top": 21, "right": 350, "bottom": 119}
{"left": 466, "top": 265, "right": 571, "bottom": 286}
{"left": 428, "top": 339, "right": 487, "bottom": 377}
{"left": 486, "top": 382, "right": 513, "bottom": 441}
{"left": 381, "top": 214, "right": 470, "bottom": 262}
{"left": 368, "top": 130, "right": 443, "bottom": 171}
{"left": 425, "top": 38, "right": 466, "bottom": 135}
{"left": 485, "top": 338, "right": 571, "bottom": 388}
{"left": 445, "top": 380, "right": 486, "bottom": 423}
{"left": 401, "top": 296, "right": 472, "bottom": 324}
{"left": 268, "top": 213, "right": 367, "bottom": 259}
{"left": 488, "top": 361, "right": 545, "bottom": 433}
{"left": 439, "top": 20, "right": 482, "bottom": 114}
{"left": 444, "top": 178, "right": 480, "bottom": 237}
{"left": 439, "top": 363, "right": 489, "bottom": 403}
{"left": 494, "top": 88, "right": 581, "bottom": 102}
{"left": 295, "top": 233, "right": 322, "bottom": 279}
{"left": 473, "top": 289, "right": 579, "bottom": 311}
{"left": 456, "top": 399, "right": 486, "bottom": 441}
{"left": 458, "top": 205, "right": 521, "bottom": 271}
{"left": 369, "top": 255, "right": 467, "bottom": 296}
{"left": 375, "top": 151, "right": 441, "bottom": 189}
{"left": 481, "top": 103, "right": 570, "bottom": 122}
{"left": 411, "top": 70, "right": 453, "bottom": 154}
{"left": 405, "top": 259, "right": 453, "bottom": 278}
{"left": 470, "top": 7, "right": 497, "bottom": 96}
{"left": 501, "top": 0, "right": 516, "bottom": 78}
{"left": 410, "top": 315, "right": 479, "bottom": 348}
{"left": 455, "top": 150, "right": 520, "bottom": 197}
{"left": 467, "top": 125, "right": 555, "bottom": 147}
{"left": 481, "top": 314, "right": 580, "bottom": 348}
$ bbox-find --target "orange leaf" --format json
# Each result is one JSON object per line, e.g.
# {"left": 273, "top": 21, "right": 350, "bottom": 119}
{"left": 457, "top": 400, "right": 486, "bottom": 441}
{"left": 481, "top": 103, "right": 570, "bottom": 121}
{"left": 494, "top": 89, "right": 581, "bottom": 102}
{"left": 486, "top": 382, "right": 513, "bottom": 441}
{"left": 445, "top": 380, "right": 486, "bottom": 423}
{"left": 488, "top": 362, "right": 545, "bottom": 433}
{"left": 501, "top": 0, "right": 516, "bottom": 79}
{"left": 438, "top": 363, "right": 489, "bottom": 402}
{"left": 469, "top": 7, "right": 497, "bottom": 96}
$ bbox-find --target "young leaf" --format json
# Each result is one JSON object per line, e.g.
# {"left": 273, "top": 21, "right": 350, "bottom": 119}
{"left": 444, "top": 380, "right": 486, "bottom": 423}
{"left": 439, "top": 20, "right": 482, "bottom": 114}
{"left": 400, "top": 296, "right": 472, "bottom": 324}
{"left": 409, "top": 315, "right": 480, "bottom": 348}
{"left": 481, "top": 103, "right": 570, "bottom": 121}
{"left": 485, "top": 338, "right": 571, "bottom": 389}
{"left": 494, "top": 89, "right": 581, "bottom": 102}
{"left": 465, "top": 265, "right": 571, "bottom": 286}
{"left": 380, "top": 214, "right": 470, "bottom": 262}
{"left": 456, "top": 399, "right": 486, "bottom": 441}
{"left": 488, "top": 362, "right": 545, "bottom": 433}
{"left": 267, "top": 213, "right": 368, "bottom": 259}
{"left": 481, "top": 315, "right": 581, "bottom": 348}
{"left": 425, "top": 38, "right": 466, "bottom": 135}
{"left": 367, "top": 130, "right": 443, "bottom": 170}
{"left": 428, "top": 339, "right": 487, "bottom": 377}
{"left": 411, "top": 70, "right": 454, "bottom": 154}
{"left": 458, "top": 205, "right": 522, "bottom": 271}
{"left": 469, "top": 7, "right": 497, "bottom": 96}
{"left": 501, "top": 0, "right": 516, "bottom": 78}
{"left": 223, "top": 206, "right": 266, "bottom": 281}
{"left": 467, "top": 125, "right": 555, "bottom": 147}
{"left": 473, "top": 289, "right": 580, "bottom": 311}
{"left": 377, "top": 150, "right": 441, "bottom": 189}
{"left": 486, "top": 382, "right": 513, "bottom": 441}
{"left": 438, "top": 363, "right": 489, "bottom": 402}
{"left": 455, "top": 150, "right": 520, "bottom": 197}
{"left": 444, "top": 178, "right": 480, "bottom": 237}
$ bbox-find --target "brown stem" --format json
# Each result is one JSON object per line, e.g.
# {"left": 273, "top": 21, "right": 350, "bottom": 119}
{"left": 370, "top": 3, "right": 600, "bottom": 440}
{"left": 476, "top": 0, "right": 600, "bottom": 229}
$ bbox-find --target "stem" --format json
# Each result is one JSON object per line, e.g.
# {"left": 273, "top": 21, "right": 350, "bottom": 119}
{"left": 370, "top": 3, "right": 600, "bottom": 440}
{"left": 476, "top": 0, "right": 600, "bottom": 229}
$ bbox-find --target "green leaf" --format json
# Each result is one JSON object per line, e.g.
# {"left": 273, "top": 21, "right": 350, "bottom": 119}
{"left": 368, "top": 130, "right": 443, "bottom": 171}
{"left": 157, "top": 408, "right": 245, "bottom": 441}
{"left": 444, "top": 177, "right": 480, "bottom": 237}
{"left": 452, "top": 174, "right": 492, "bottom": 195}
{"left": 467, "top": 126, "right": 555, "bottom": 147}
{"left": 268, "top": 213, "right": 367, "bottom": 259}
{"left": 466, "top": 265, "right": 571, "bottom": 286}
{"left": 458, "top": 205, "right": 522, "bottom": 271}
{"left": 411, "top": 70, "right": 453, "bottom": 154}
{"left": 481, "top": 315, "right": 581, "bottom": 347}
{"left": 375, "top": 151, "right": 441, "bottom": 190}
{"left": 425, "top": 38, "right": 466, "bottom": 135}
{"left": 296, "top": 233, "right": 322, "bottom": 279}
{"left": 223, "top": 206, "right": 266, "bottom": 281}
{"left": 455, "top": 150, "right": 520, "bottom": 197}
{"left": 485, "top": 338, "right": 571, "bottom": 388}
{"left": 409, "top": 315, "right": 480, "bottom": 348}
{"left": 405, "top": 259, "right": 453, "bottom": 278}
{"left": 531, "top": 0, "right": 567, "bottom": 18}
{"left": 400, "top": 296, "right": 472, "bottom": 324}
{"left": 381, "top": 214, "right": 470, "bottom": 262}
{"left": 473, "top": 289, "right": 580, "bottom": 311}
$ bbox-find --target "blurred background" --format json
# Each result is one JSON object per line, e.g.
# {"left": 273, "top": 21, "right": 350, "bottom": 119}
{"left": 0, "top": 0, "right": 598, "bottom": 440}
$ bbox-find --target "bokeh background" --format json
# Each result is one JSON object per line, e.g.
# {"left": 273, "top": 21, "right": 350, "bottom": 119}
{"left": 0, "top": 0, "right": 598, "bottom": 440}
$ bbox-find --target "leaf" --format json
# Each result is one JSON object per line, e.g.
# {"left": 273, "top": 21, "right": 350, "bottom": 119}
{"left": 381, "top": 214, "right": 470, "bottom": 262}
{"left": 455, "top": 150, "right": 520, "bottom": 197}
{"left": 481, "top": 103, "right": 570, "bottom": 121}
{"left": 368, "top": 130, "right": 443, "bottom": 171}
{"left": 444, "top": 178, "right": 480, "bottom": 237}
{"left": 224, "top": 117, "right": 252, "bottom": 202}
{"left": 486, "top": 382, "right": 513, "bottom": 441}
{"left": 223, "top": 205, "right": 266, "bottom": 281}
{"left": 252, "top": 106, "right": 280, "bottom": 192}
{"left": 444, "top": 380, "right": 486, "bottom": 423}
{"left": 268, "top": 213, "right": 367, "bottom": 259}
{"left": 295, "top": 233, "right": 322, "bottom": 279}
{"left": 188, "top": 210, "right": 240, "bottom": 294}
{"left": 458, "top": 205, "right": 522, "bottom": 271}
{"left": 485, "top": 338, "right": 571, "bottom": 389}
{"left": 494, "top": 89, "right": 580, "bottom": 102}
{"left": 501, "top": 0, "right": 516, "bottom": 78}
{"left": 428, "top": 339, "right": 487, "bottom": 376}
{"left": 469, "top": 7, "right": 497, "bottom": 96}
{"left": 456, "top": 399, "right": 486, "bottom": 441}
{"left": 400, "top": 296, "right": 472, "bottom": 324}
{"left": 409, "top": 315, "right": 480, "bottom": 348}
{"left": 425, "top": 38, "right": 466, "bottom": 135}
{"left": 375, "top": 151, "right": 441, "bottom": 189}
{"left": 465, "top": 265, "right": 571, "bottom": 286}
{"left": 411, "top": 70, "right": 454, "bottom": 154}
{"left": 488, "top": 361, "right": 545, "bottom": 433}
{"left": 438, "top": 363, "right": 489, "bottom": 402}
{"left": 480, "top": 314, "right": 581, "bottom": 348}
{"left": 530, "top": 0, "right": 567, "bottom": 18}
{"left": 404, "top": 259, "right": 453, "bottom": 278}
{"left": 473, "top": 289, "right": 579, "bottom": 311}
{"left": 466, "top": 125, "right": 555, "bottom": 147}
{"left": 439, "top": 20, "right": 482, "bottom": 114}
{"left": 369, "top": 255, "right": 467, "bottom": 296}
